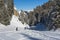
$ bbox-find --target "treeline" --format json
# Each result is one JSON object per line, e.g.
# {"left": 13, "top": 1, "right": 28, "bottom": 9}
{"left": 19, "top": 0, "right": 60, "bottom": 30}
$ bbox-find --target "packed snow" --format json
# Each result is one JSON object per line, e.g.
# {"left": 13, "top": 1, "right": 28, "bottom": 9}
{"left": 0, "top": 15, "right": 60, "bottom": 40}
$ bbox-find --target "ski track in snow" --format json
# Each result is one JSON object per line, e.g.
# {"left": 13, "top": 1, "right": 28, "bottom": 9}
{"left": 0, "top": 30, "right": 60, "bottom": 40}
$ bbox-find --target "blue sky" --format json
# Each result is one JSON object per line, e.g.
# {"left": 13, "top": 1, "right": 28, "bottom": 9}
{"left": 14, "top": 0, "right": 48, "bottom": 11}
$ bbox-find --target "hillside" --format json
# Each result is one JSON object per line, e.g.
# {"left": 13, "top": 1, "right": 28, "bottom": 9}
{"left": 18, "top": 0, "right": 60, "bottom": 30}
{"left": 0, "top": 10, "right": 60, "bottom": 40}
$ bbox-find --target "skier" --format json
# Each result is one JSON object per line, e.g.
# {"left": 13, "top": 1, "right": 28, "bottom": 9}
{"left": 16, "top": 27, "right": 18, "bottom": 31}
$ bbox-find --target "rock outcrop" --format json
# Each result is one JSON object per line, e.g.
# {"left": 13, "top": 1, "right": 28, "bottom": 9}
{"left": 14, "top": 9, "right": 19, "bottom": 16}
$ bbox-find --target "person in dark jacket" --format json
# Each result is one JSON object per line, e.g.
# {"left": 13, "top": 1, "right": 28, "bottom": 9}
{"left": 16, "top": 27, "right": 18, "bottom": 31}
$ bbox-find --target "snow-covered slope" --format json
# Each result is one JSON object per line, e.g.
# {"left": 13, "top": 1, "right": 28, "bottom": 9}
{"left": 0, "top": 15, "right": 60, "bottom": 40}
{"left": 0, "top": 29, "right": 60, "bottom": 40}
{"left": 10, "top": 15, "right": 29, "bottom": 29}
{"left": 0, "top": 15, "right": 29, "bottom": 31}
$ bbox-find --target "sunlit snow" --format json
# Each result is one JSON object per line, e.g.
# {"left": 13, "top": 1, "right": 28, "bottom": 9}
{"left": 0, "top": 15, "right": 60, "bottom": 40}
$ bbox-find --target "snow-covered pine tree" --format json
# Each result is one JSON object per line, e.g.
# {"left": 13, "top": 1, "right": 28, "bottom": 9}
{"left": 0, "top": 0, "right": 14, "bottom": 25}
